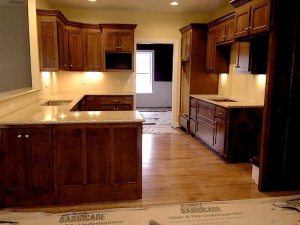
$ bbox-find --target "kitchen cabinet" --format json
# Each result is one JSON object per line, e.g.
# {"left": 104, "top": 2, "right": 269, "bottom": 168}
{"left": 230, "top": 0, "right": 270, "bottom": 39}
{"left": 37, "top": 15, "right": 59, "bottom": 71}
{"left": 57, "top": 20, "right": 69, "bottom": 70}
{"left": 75, "top": 95, "right": 134, "bottom": 111}
{"left": 206, "top": 14, "right": 233, "bottom": 74}
{"left": 214, "top": 17, "right": 235, "bottom": 44}
{"left": 0, "top": 128, "right": 54, "bottom": 207}
{"left": 0, "top": 122, "right": 142, "bottom": 207}
{"left": 101, "top": 24, "right": 137, "bottom": 71}
{"left": 181, "top": 30, "right": 191, "bottom": 60}
{"left": 190, "top": 97, "right": 263, "bottom": 163}
{"left": 54, "top": 124, "right": 141, "bottom": 205}
{"left": 234, "top": 35, "right": 269, "bottom": 74}
{"left": 259, "top": 0, "right": 300, "bottom": 191}
{"left": 84, "top": 28, "right": 101, "bottom": 71}
{"left": 68, "top": 26, "right": 85, "bottom": 71}
{"left": 179, "top": 24, "right": 219, "bottom": 132}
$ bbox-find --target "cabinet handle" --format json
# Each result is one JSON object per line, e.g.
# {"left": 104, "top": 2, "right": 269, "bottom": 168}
{"left": 70, "top": 64, "right": 73, "bottom": 67}
{"left": 25, "top": 135, "right": 29, "bottom": 139}
{"left": 208, "top": 113, "right": 212, "bottom": 115}
{"left": 17, "top": 135, "right": 22, "bottom": 139}
{"left": 218, "top": 112, "right": 223, "bottom": 115}
{"left": 245, "top": 27, "right": 249, "bottom": 30}
{"left": 249, "top": 26, "right": 252, "bottom": 29}
{"left": 64, "top": 64, "right": 67, "bottom": 67}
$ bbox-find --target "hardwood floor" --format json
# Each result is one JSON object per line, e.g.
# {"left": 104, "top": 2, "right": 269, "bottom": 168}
{"left": 2, "top": 130, "right": 299, "bottom": 213}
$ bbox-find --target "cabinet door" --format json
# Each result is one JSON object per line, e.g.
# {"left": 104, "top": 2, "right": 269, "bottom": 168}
{"left": 24, "top": 128, "right": 53, "bottom": 195}
{"left": 214, "top": 118, "right": 226, "bottom": 156}
{"left": 181, "top": 31, "right": 191, "bottom": 60}
{"left": 57, "top": 20, "right": 69, "bottom": 70}
{"left": 119, "top": 31, "right": 134, "bottom": 51}
{"left": 250, "top": 0, "right": 270, "bottom": 35}
{"left": 85, "top": 29, "right": 101, "bottom": 71}
{"left": 235, "top": 42, "right": 251, "bottom": 74}
{"left": 104, "top": 32, "right": 119, "bottom": 51}
{"left": 0, "top": 128, "right": 53, "bottom": 207}
{"left": 0, "top": 129, "right": 25, "bottom": 197}
{"left": 214, "top": 24, "right": 226, "bottom": 44}
{"left": 206, "top": 32, "right": 216, "bottom": 72}
{"left": 225, "top": 20, "right": 235, "bottom": 42}
{"left": 235, "top": 6, "right": 250, "bottom": 38}
{"left": 37, "top": 16, "right": 59, "bottom": 71}
{"left": 68, "top": 27, "right": 85, "bottom": 71}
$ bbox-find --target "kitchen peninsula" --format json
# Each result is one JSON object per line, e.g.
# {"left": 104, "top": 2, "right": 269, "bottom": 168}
{"left": 0, "top": 93, "right": 143, "bottom": 208}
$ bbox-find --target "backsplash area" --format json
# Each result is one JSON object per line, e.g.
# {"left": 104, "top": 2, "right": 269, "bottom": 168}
{"left": 218, "top": 44, "right": 266, "bottom": 105}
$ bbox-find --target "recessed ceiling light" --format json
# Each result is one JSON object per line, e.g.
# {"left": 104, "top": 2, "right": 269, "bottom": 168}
{"left": 170, "top": 2, "right": 179, "bottom": 6}
{"left": 88, "top": 0, "right": 97, "bottom": 2}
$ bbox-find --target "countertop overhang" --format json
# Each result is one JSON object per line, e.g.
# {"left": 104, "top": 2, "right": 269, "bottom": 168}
{"left": 0, "top": 92, "right": 144, "bottom": 125}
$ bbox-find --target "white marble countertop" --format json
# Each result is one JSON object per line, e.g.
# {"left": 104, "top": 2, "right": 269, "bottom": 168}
{"left": 0, "top": 92, "right": 144, "bottom": 125}
{"left": 190, "top": 95, "right": 264, "bottom": 108}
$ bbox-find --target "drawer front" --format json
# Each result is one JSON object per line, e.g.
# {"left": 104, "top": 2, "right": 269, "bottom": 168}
{"left": 98, "top": 96, "right": 133, "bottom": 105}
{"left": 215, "top": 106, "right": 227, "bottom": 120}
{"left": 179, "top": 115, "right": 189, "bottom": 130}
{"left": 196, "top": 118, "right": 214, "bottom": 146}
{"left": 197, "top": 100, "right": 215, "bottom": 122}
{"left": 100, "top": 104, "right": 132, "bottom": 111}
{"left": 189, "top": 119, "right": 196, "bottom": 134}
{"left": 190, "top": 107, "right": 197, "bottom": 120}
{"left": 190, "top": 97, "right": 197, "bottom": 108}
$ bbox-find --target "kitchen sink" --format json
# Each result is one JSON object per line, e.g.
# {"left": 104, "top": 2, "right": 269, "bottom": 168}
{"left": 209, "top": 98, "right": 237, "bottom": 102}
{"left": 40, "top": 100, "right": 72, "bottom": 106}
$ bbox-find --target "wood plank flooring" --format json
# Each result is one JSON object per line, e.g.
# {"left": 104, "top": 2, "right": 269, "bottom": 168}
{"left": 2, "top": 130, "right": 299, "bottom": 213}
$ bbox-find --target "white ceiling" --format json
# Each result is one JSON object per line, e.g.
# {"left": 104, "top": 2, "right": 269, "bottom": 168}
{"left": 47, "top": 0, "right": 230, "bottom": 13}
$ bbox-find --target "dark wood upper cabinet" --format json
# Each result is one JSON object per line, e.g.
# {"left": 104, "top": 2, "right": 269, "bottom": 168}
{"left": 102, "top": 27, "right": 135, "bottom": 52}
{"left": 181, "top": 30, "right": 191, "bottom": 60}
{"left": 37, "top": 15, "right": 59, "bottom": 71}
{"left": 231, "top": 0, "right": 270, "bottom": 39}
{"left": 68, "top": 26, "right": 85, "bottom": 71}
{"left": 84, "top": 28, "right": 101, "bottom": 71}
{"left": 57, "top": 20, "right": 69, "bottom": 71}
{"left": 214, "top": 17, "right": 235, "bottom": 44}
{"left": 101, "top": 24, "right": 137, "bottom": 71}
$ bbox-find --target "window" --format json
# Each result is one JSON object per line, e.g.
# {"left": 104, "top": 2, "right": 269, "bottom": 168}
{"left": 136, "top": 50, "right": 154, "bottom": 93}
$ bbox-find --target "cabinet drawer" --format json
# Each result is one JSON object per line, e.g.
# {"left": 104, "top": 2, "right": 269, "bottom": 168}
{"left": 190, "top": 97, "right": 197, "bottom": 107}
{"left": 196, "top": 118, "right": 214, "bottom": 146}
{"left": 190, "top": 107, "right": 197, "bottom": 120}
{"left": 99, "top": 104, "right": 132, "bottom": 111}
{"left": 179, "top": 114, "right": 189, "bottom": 130}
{"left": 197, "top": 100, "right": 215, "bottom": 122}
{"left": 215, "top": 107, "right": 227, "bottom": 120}
{"left": 98, "top": 96, "right": 133, "bottom": 105}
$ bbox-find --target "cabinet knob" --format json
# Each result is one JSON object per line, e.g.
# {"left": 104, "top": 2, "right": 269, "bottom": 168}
{"left": 218, "top": 112, "right": 223, "bottom": 115}
{"left": 70, "top": 64, "right": 73, "bottom": 67}
{"left": 25, "top": 135, "right": 30, "bottom": 139}
{"left": 17, "top": 135, "right": 22, "bottom": 138}
{"left": 249, "top": 26, "right": 252, "bottom": 29}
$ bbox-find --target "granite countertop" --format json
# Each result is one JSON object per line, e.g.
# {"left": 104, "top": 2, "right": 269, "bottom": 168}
{"left": 0, "top": 92, "right": 144, "bottom": 125}
{"left": 190, "top": 95, "right": 264, "bottom": 108}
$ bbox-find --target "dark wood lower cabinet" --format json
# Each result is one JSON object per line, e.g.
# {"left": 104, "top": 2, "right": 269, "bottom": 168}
{"left": 0, "top": 123, "right": 142, "bottom": 207}
{"left": 0, "top": 128, "right": 54, "bottom": 207}
{"left": 190, "top": 97, "right": 263, "bottom": 163}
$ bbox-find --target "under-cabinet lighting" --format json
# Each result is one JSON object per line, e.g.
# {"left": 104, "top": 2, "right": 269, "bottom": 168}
{"left": 73, "top": 112, "right": 80, "bottom": 117}
{"left": 88, "top": 0, "right": 96, "bottom": 2}
{"left": 85, "top": 72, "right": 102, "bottom": 81}
{"left": 170, "top": 2, "right": 179, "bottom": 6}
{"left": 58, "top": 114, "right": 66, "bottom": 119}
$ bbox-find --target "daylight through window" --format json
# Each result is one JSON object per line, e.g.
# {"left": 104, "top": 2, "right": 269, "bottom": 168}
{"left": 136, "top": 50, "right": 154, "bottom": 93}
